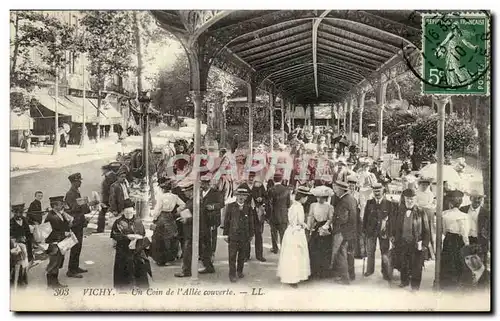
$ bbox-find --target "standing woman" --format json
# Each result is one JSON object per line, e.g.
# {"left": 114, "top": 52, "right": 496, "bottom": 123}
{"left": 150, "top": 178, "right": 185, "bottom": 266}
{"left": 111, "top": 199, "right": 152, "bottom": 290}
{"left": 440, "top": 190, "right": 470, "bottom": 290}
{"left": 277, "top": 191, "right": 311, "bottom": 287}
{"left": 307, "top": 186, "right": 334, "bottom": 279}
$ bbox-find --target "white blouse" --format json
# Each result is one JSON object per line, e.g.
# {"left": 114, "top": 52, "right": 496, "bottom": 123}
{"left": 442, "top": 208, "right": 469, "bottom": 245}
{"left": 153, "top": 192, "right": 185, "bottom": 218}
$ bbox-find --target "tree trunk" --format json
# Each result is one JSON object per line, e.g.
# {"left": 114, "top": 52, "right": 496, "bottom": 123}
{"left": 10, "top": 12, "right": 20, "bottom": 78}
{"left": 476, "top": 96, "right": 490, "bottom": 208}
{"left": 51, "top": 65, "right": 60, "bottom": 155}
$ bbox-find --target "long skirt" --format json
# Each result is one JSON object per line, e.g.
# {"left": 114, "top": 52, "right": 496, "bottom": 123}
{"left": 277, "top": 226, "right": 311, "bottom": 284}
{"left": 151, "top": 211, "right": 179, "bottom": 265}
{"left": 113, "top": 248, "right": 150, "bottom": 290}
{"left": 309, "top": 221, "right": 333, "bottom": 279}
{"left": 439, "top": 232, "right": 465, "bottom": 290}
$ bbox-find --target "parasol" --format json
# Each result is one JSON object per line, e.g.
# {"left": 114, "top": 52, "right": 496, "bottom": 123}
{"left": 418, "top": 164, "right": 462, "bottom": 187}
{"left": 310, "top": 185, "right": 334, "bottom": 198}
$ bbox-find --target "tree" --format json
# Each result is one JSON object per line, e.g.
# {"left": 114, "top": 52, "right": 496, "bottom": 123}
{"left": 10, "top": 11, "right": 46, "bottom": 113}
{"left": 79, "top": 11, "right": 135, "bottom": 141}
{"left": 23, "top": 13, "right": 79, "bottom": 155}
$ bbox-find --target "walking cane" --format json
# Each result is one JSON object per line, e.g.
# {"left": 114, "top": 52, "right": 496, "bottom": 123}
{"left": 362, "top": 234, "right": 367, "bottom": 277}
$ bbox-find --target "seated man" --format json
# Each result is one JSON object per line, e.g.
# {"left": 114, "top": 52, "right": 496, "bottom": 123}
{"left": 459, "top": 244, "right": 490, "bottom": 291}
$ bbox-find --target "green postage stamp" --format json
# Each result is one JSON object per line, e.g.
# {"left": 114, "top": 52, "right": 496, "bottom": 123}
{"left": 421, "top": 12, "right": 490, "bottom": 95}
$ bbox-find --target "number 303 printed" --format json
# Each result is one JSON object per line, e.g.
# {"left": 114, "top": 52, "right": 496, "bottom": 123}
{"left": 53, "top": 288, "right": 69, "bottom": 296}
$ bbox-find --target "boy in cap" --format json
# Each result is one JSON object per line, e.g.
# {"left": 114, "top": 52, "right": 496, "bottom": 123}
{"left": 65, "top": 173, "right": 94, "bottom": 278}
{"left": 223, "top": 188, "right": 255, "bottom": 282}
{"left": 45, "top": 196, "right": 72, "bottom": 288}
{"left": 10, "top": 203, "right": 33, "bottom": 288}
{"left": 109, "top": 166, "right": 131, "bottom": 216}
{"left": 391, "top": 189, "right": 430, "bottom": 290}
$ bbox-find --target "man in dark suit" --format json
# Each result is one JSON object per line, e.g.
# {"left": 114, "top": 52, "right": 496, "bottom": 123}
{"left": 199, "top": 174, "right": 224, "bottom": 262}
{"left": 330, "top": 180, "right": 358, "bottom": 284}
{"left": 45, "top": 196, "right": 72, "bottom": 288}
{"left": 392, "top": 189, "right": 430, "bottom": 291}
{"left": 27, "top": 191, "right": 44, "bottom": 224}
{"left": 65, "top": 172, "right": 94, "bottom": 278}
{"left": 174, "top": 174, "right": 223, "bottom": 277}
{"left": 109, "top": 166, "right": 131, "bottom": 216}
{"left": 97, "top": 164, "right": 118, "bottom": 233}
{"left": 460, "top": 190, "right": 489, "bottom": 265}
{"left": 363, "top": 183, "right": 396, "bottom": 280}
{"left": 239, "top": 172, "right": 267, "bottom": 262}
{"left": 224, "top": 188, "right": 255, "bottom": 282}
{"left": 267, "top": 172, "right": 291, "bottom": 248}
{"left": 10, "top": 203, "right": 33, "bottom": 287}
{"left": 370, "top": 158, "right": 392, "bottom": 187}
{"left": 459, "top": 244, "right": 490, "bottom": 291}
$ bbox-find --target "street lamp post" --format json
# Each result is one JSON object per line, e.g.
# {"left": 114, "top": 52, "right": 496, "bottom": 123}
{"left": 138, "top": 90, "right": 151, "bottom": 221}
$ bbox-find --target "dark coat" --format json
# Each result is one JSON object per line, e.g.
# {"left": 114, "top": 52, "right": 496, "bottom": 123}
{"left": 27, "top": 200, "right": 43, "bottom": 224}
{"left": 268, "top": 183, "right": 291, "bottom": 225}
{"left": 45, "top": 210, "right": 71, "bottom": 243}
{"left": 109, "top": 181, "right": 130, "bottom": 214}
{"left": 201, "top": 188, "right": 224, "bottom": 228}
{"left": 460, "top": 269, "right": 490, "bottom": 291}
{"left": 333, "top": 193, "right": 358, "bottom": 240}
{"left": 392, "top": 205, "right": 430, "bottom": 248}
{"left": 370, "top": 167, "right": 392, "bottom": 185}
{"left": 460, "top": 205, "right": 490, "bottom": 252}
{"left": 10, "top": 217, "right": 33, "bottom": 262}
{"left": 223, "top": 202, "right": 255, "bottom": 241}
{"left": 111, "top": 215, "right": 151, "bottom": 289}
{"left": 65, "top": 186, "right": 91, "bottom": 229}
{"left": 101, "top": 171, "right": 117, "bottom": 206}
{"left": 363, "top": 197, "right": 396, "bottom": 237}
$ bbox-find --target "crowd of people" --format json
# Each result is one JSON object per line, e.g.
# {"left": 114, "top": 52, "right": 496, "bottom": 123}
{"left": 10, "top": 125, "right": 490, "bottom": 294}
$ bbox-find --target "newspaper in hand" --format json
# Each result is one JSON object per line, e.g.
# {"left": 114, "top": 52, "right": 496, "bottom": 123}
{"left": 57, "top": 232, "right": 79, "bottom": 255}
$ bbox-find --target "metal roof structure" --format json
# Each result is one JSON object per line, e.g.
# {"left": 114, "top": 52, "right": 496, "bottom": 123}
{"left": 151, "top": 10, "right": 422, "bottom": 104}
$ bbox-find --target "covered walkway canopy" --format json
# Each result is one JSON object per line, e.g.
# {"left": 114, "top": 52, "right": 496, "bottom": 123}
{"left": 150, "top": 10, "right": 456, "bottom": 281}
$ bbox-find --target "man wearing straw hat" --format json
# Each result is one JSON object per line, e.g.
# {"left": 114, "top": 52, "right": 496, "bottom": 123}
{"left": 330, "top": 180, "right": 358, "bottom": 283}
{"left": 460, "top": 190, "right": 489, "bottom": 266}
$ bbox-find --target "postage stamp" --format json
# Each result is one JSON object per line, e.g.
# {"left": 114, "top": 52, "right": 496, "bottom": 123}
{"left": 421, "top": 12, "right": 490, "bottom": 95}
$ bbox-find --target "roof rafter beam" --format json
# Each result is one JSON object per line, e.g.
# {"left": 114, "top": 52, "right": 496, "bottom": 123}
{"left": 317, "top": 65, "right": 363, "bottom": 84}
{"left": 230, "top": 21, "right": 312, "bottom": 52}
{"left": 319, "top": 23, "right": 398, "bottom": 55}
{"left": 241, "top": 37, "right": 311, "bottom": 62}
{"left": 274, "top": 70, "right": 315, "bottom": 86}
{"left": 316, "top": 50, "right": 377, "bottom": 71}
{"left": 248, "top": 43, "right": 312, "bottom": 66}
{"left": 317, "top": 41, "right": 386, "bottom": 65}
{"left": 254, "top": 50, "right": 311, "bottom": 70}
{"left": 269, "top": 64, "right": 313, "bottom": 80}
{"left": 312, "top": 10, "right": 331, "bottom": 98}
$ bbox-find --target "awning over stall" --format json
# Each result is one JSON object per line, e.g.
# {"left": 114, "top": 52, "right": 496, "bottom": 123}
{"left": 10, "top": 111, "right": 33, "bottom": 130}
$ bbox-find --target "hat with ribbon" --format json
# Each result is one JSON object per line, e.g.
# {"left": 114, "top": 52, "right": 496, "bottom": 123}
{"left": 334, "top": 180, "right": 349, "bottom": 190}
{"left": 372, "top": 182, "right": 384, "bottom": 190}
{"left": 235, "top": 187, "right": 250, "bottom": 196}
{"left": 11, "top": 203, "right": 25, "bottom": 212}
{"left": 296, "top": 185, "right": 312, "bottom": 196}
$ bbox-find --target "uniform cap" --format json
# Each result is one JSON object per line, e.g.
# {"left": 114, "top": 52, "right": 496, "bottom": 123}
{"left": 68, "top": 172, "right": 82, "bottom": 182}
{"left": 11, "top": 203, "right": 25, "bottom": 212}
{"left": 49, "top": 196, "right": 65, "bottom": 204}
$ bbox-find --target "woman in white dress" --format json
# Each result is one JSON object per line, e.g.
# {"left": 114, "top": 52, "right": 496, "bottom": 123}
{"left": 277, "top": 193, "right": 311, "bottom": 288}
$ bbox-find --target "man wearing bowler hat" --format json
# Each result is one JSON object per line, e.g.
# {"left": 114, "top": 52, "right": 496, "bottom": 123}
{"left": 65, "top": 172, "right": 94, "bottom": 278}
{"left": 363, "top": 183, "right": 395, "bottom": 280}
{"left": 45, "top": 196, "right": 72, "bottom": 288}
{"left": 330, "top": 180, "right": 358, "bottom": 283}
{"left": 223, "top": 187, "right": 255, "bottom": 282}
